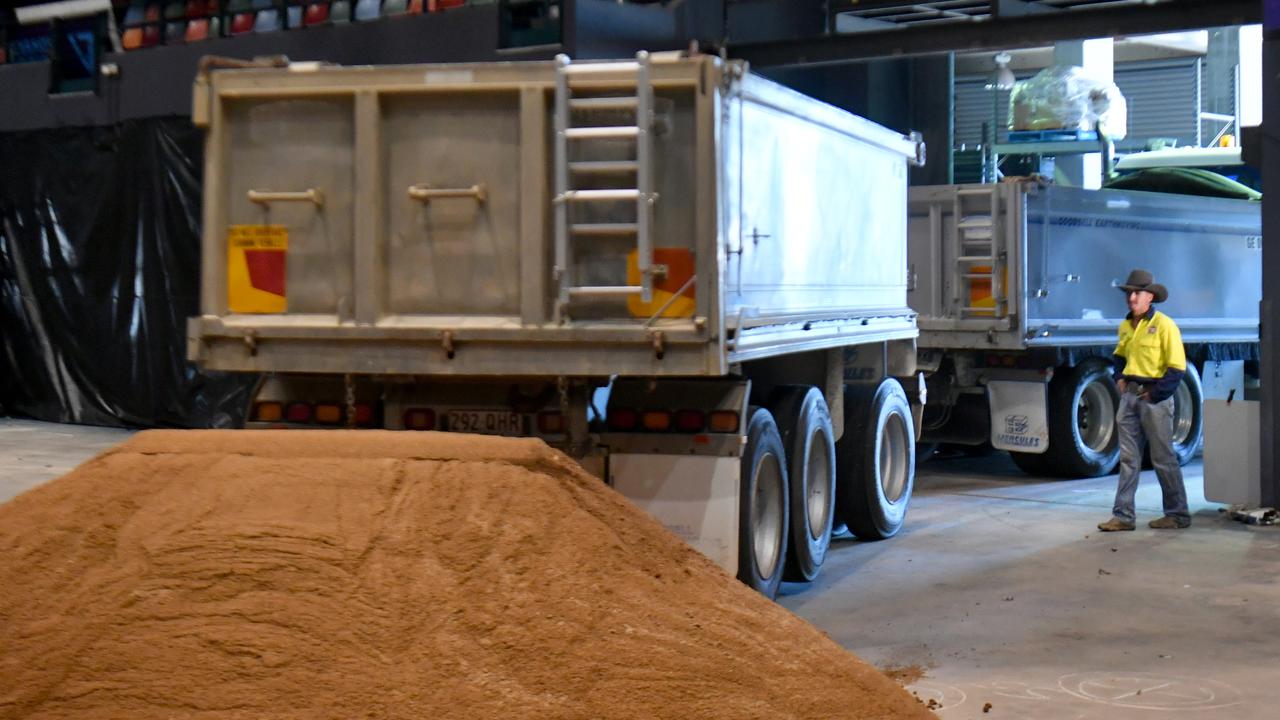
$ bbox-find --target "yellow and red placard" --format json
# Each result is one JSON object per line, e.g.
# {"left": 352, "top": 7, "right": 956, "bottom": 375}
{"left": 627, "top": 248, "right": 696, "bottom": 318}
{"left": 227, "top": 225, "right": 287, "bottom": 313}
{"left": 967, "top": 264, "right": 1009, "bottom": 316}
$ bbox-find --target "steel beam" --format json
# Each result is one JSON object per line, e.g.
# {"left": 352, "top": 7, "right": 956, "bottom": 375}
{"left": 734, "top": 0, "right": 1261, "bottom": 67}
{"left": 1260, "top": 22, "right": 1280, "bottom": 509}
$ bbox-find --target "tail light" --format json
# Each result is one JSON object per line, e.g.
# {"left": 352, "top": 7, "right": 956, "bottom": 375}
{"left": 253, "top": 401, "right": 283, "bottom": 422}
{"left": 642, "top": 411, "right": 672, "bottom": 432}
{"left": 607, "top": 408, "right": 639, "bottom": 432}
{"left": 708, "top": 410, "right": 740, "bottom": 433}
{"left": 537, "top": 411, "right": 565, "bottom": 434}
{"left": 674, "top": 410, "right": 706, "bottom": 432}
{"left": 314, "top": 403, "right": 343, "bottom": 425}
{"left": 285, "top": 402, "right": 313, "bottom": 423}
{"left": 403, "top": 408, "right": 436, "bottom": 431}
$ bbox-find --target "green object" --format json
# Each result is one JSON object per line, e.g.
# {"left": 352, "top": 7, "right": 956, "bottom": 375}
{"left": 1105, "top": 167, "right": 1261, "bottom": 201}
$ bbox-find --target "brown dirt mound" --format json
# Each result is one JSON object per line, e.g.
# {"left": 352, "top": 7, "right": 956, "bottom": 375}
{"left": 0, "top": 430, "right": 934, "bottom": 720}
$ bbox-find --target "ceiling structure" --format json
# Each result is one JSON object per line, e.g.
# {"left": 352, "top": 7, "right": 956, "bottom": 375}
{"left": 731, "top": 0, "right": 1260, "bottom": 66}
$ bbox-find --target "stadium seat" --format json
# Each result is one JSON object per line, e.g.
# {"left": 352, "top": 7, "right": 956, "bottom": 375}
{"left": 141, "top": 24, "right": 161, "bottom": 47}
{"left": 407, "top": 0, "right": 423, "bottom": 12}
{"left": 353, "top": 0, "right": 380, "bottom": 21}
{"left": 122, "top": 3, "right": 147, "bottom": 25}
{"left": 303, "top": 3, "right": 329, "bottom": 25}
{"left": 122, "top": 27, "right": 144, "bottom": 49}
{"left": 165, "top": 20, "right": 187, "bottom": 42}
{"left": 253, "top": 8, "right": 282, "bottom": 31}
{"left": 329, "top": 1, "right": 352, "bottom": 23}
{"left": 383, "top": 0, "right": 407, "bottom": 15}
{"left": 184, "top": 17, "right": 211, "bottom": 40}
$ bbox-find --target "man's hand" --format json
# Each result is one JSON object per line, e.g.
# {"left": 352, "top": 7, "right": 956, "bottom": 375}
{"left": 1116, "top": 378, "right": 1127, "bottom": 394}
{"left": 1141, "top": 391, "right": 1152, "bottom": 402}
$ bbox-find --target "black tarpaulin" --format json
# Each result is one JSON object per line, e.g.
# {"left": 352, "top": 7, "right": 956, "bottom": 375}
{"left": 0, "top": 117, "right": 254, "bottom": 428}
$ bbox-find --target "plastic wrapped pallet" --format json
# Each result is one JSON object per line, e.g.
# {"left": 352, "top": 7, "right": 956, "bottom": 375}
{"left": 1009, "top": 65, "right": 1128, "bottom": 139}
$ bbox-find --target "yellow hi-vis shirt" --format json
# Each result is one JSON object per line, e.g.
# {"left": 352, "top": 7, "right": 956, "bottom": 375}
{"left": 1114, "top": 309, "right": 1187, "bottom": 379}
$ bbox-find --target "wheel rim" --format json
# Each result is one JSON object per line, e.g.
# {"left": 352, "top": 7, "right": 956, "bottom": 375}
{"left": 1172, "top": 379, "right": 1194, "bottom": 446}
{"left": 752, "top": 450, "right": 785, "bottom": 579}
{"left": 806, "top": 429, "right": 832, "bottom": 541}
{"left": 879, "top": 412, "right": 910, "bottom": 503}
{"left": 1077, "top": 378, "right": 1117, "bottom": 453}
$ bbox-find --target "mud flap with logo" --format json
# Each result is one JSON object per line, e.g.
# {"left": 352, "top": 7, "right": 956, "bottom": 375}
{"left": 987, "top": 380, "right": 1049, "bottom": 454}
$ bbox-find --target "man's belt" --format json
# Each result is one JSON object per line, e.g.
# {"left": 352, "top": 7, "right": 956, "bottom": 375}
{"left": 1123, "top": 380, "right": 1153, "bottom": 396}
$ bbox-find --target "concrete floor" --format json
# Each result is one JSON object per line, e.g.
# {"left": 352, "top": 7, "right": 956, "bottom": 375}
{"left": 780, "top": 449, "right": 1280, "bottom": 719}
{"left": 2, "top": 419, "right": 1277, "bottom": 718}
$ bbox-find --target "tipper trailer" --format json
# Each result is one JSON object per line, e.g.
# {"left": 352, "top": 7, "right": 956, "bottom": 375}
{"left": 188, "top": 53, "right": 926, "bottom": 597}
{"left": 907, "top": 181, "right": 1260, "bottom": 477}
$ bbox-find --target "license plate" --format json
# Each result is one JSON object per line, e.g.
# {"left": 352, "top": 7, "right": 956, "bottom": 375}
{"left": 446, "top": 410, "right": 525, "bottom": 436}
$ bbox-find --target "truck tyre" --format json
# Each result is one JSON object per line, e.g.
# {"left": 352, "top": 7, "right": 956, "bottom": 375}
{"left": 1167, "top": 363, "right": 1204, "bottom": 466}
{"left": 738, "top": 407, "right": 790, "bottom": 599}
{"left": 837, "top": 380, "right": 915, "bottom": 541}
{"left": 1045, "top": 359, "right": 1120, "bottom": 478}
{"left": 1008, "top": 449, "right": 1051, "bottom": 476}
{"left": 768, "top": 386, "right": 837, "bottom": 583}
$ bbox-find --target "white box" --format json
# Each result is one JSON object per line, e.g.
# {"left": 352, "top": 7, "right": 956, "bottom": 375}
{"left": 1203, "top": 399, "right": 1261, "bottom": 506}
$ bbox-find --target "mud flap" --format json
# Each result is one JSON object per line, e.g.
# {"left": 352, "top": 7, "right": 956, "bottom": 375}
{"left": 987, "top": 380, "right": 1049, "bottom": 454}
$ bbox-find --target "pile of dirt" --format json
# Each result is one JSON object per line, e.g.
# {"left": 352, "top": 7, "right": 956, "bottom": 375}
{"left": 0, "top": 430, "right": 933, "bottom": 719}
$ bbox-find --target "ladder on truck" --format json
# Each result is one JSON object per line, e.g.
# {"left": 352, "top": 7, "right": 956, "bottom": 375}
{"left": 552, "top": 52, "right": 658, "bottom": 323}
{"left": 951, "top": 185, "right": 1008, "bottom": 319}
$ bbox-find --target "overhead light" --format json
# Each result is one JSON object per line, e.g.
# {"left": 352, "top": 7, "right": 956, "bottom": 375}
{"left": 986, "top": 51, "right": 1016, "bottom": 91}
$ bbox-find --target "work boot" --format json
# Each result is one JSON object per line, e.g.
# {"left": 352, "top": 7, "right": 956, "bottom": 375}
{"left": 1148, "top": 516, "right": 1191, "bottom": 529}
{"left": 1097, "top": 518, "right": 1136, "bottom": 532}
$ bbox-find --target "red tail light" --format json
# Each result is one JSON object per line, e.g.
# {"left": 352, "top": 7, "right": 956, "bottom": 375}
{"left": 674, "top": 410, "right": 706, "bottom": 432}
{"left": 642, "top": 411, "right": 672, "bottom": 432}
{"left": 253, "top": 401, "right": 283, "bottom": 422}
{"left": 314, "top": 403, "right": 343, "bottom": 425}
{"left": 285, "top": 402, "right": 313, "bottom": 423}
{"left": 537, "top": 411, "right": 565, "bottom": 434}
{"left": 403, "top": 408, "right": 436, "bottom": 431}
{"left": 607, "top": 408, "right": 639, "bottom": 432}
{"left": 708, "top": 410, "right": 740, "bottom": 433}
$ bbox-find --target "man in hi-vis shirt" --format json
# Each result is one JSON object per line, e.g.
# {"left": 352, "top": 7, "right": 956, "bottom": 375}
{"left": 1098, "top": 269, "right": 1192, "bottom": 532}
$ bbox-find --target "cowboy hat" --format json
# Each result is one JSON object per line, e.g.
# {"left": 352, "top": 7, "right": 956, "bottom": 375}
{"left": 1117, "top": 268, "right": 1168, "bottom": 303}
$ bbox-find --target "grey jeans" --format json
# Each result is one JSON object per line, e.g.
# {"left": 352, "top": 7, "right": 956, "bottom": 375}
{"left": 1113, "top": 391, "right": 1190, "bottom": 523}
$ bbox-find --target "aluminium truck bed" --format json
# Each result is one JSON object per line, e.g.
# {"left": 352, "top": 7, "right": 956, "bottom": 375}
{"left": 906, "top": 182, "right": 1261, "bottom": 351}
{"left": 187, "top": 56, "right": 924, "bottom": 378}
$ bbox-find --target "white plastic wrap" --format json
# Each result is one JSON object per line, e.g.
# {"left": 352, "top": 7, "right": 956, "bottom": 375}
{"left": 1008, "top": 65, "right": 1128, "bottom": 139}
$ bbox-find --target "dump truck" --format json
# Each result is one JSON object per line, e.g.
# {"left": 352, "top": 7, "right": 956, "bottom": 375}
{"left": 187, "top": 53, "right": 927, "bottom": 598}
{"left": 907, "top": 181, "right": 1260, "bottom": 477}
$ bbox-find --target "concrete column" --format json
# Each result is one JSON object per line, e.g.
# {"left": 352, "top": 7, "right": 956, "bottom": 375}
{"left": 1052, "top": 38, "right": 1113, "bottom": 188}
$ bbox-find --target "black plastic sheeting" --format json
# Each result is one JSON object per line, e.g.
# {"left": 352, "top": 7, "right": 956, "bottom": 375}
{"left": 0, "top": 118, "right": 255, "bottom": 428}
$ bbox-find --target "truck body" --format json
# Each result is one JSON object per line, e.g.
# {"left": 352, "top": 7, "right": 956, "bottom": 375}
{"left": 907, "top": 181, "right": 1261, "bottom": 476}
{"left": 188, "top": 54, "right": 926, "bottom": 597}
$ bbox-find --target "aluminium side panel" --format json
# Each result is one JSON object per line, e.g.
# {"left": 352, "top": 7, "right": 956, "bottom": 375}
{"left": 723, "top": 74, "right": 919, "bottom": 363}
{"left": 1022, "top": 186, "right": 1261, "bottom": 346}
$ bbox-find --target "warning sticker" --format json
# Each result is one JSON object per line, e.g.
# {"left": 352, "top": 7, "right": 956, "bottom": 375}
{"left": 227, "top": 225, "right": 287, "bottom": 313}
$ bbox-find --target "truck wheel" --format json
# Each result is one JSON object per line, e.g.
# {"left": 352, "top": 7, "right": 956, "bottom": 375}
{"left": 837, "top": 380, "right": 915, "bottom": 541}
{"left": 769, "top": 386, "right": 836, "bottom": 583}
{"left": 1169, "top": 363, "right": 1204, "bottom": 465}
{"left": 1009, "top": 449, "right": 1051, "bottom": 476}
{"left": 738, "top": 407, "right": 790, "bottom": 599}
{"left": 1046, "top": 359, "right": 1120, "bottom": 478}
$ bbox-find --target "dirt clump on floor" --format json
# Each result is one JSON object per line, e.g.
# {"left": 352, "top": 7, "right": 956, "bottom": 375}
{"left": 0, "top": 430, "right": 934, "bottom": 720}
{"left": 880, "top": 664, "right": 928, "bottom": 686}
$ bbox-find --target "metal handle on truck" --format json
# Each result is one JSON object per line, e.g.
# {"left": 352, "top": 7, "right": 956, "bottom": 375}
{"left": 247, "top": 188, "right": 325, "bottom": 207}
{"left": 407, "top": 183, "right": 488, "bottom": 204}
